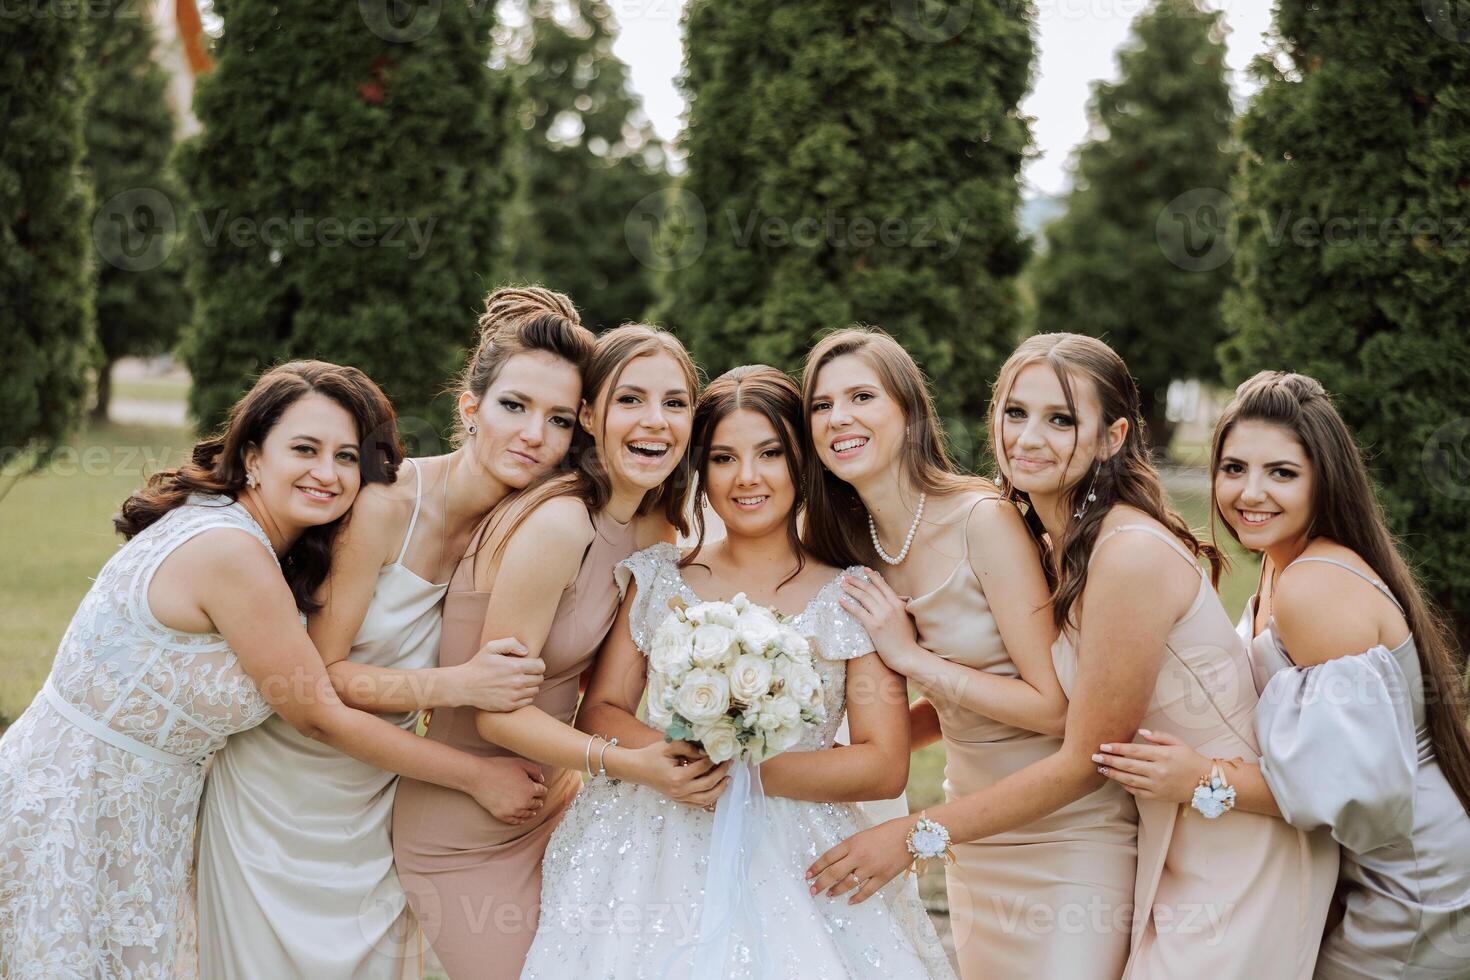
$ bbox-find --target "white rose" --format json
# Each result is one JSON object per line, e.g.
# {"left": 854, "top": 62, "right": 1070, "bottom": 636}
{"left": 775, "top": 627, "right": 812, "bottom": 663}
{"left": 730, "top": 592, "right": 750, "bottom": 614}
{"left": 765, "top": 718, "right": 803, "bottom": 755}
{"left": 726, "top": 654, "right": 774, "bottom": 704}
{"left": 753, "top": 694, "right": 801, "bottom": 732}
{"left": 673, "top": 668, "right": 730, "bottom": 725}
{"left": 690, "top": 624, "right": 738, "bottom": 669}
{"left": 734, "top": 609, "right": 781, "bottom": 654}
{"left": 783, "top": 663, "right": 823, "bottom": 715}
{"left": 649, "top": 620, "right": 694, "bottom": 679}
{"left": 686, "top": 600, "right": 739, "bottom": 628}
{"left": 645, "top": 671, "right": 676, "bottom": 729}
{"left": 694, "top": 716, "right": 740, "bottom": 764}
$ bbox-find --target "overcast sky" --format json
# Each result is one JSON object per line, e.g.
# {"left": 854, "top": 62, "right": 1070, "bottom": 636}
{"left": 607, "top": 0, "right": 1276, "bottom": 197}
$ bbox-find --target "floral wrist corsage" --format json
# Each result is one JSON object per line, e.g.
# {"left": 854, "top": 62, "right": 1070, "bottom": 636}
{"left": 1190, "top": 758, "right": 1242, "bottom": 819}
{"left": 904, "top": 812, "right": 957, "bottom": 877}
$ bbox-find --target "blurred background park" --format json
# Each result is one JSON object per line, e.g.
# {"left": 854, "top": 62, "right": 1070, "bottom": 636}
{"left": 3, "top": 0, "right": 1469, "bottom": 956}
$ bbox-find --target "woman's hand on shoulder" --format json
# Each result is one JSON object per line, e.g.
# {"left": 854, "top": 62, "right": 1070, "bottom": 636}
{"left": 839, "top": 568, "right": 924, "bottom": 675}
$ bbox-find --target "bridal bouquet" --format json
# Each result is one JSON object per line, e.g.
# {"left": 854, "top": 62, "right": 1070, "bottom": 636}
{"left": 645, "top": 593, "right": 825, "bottom": 765}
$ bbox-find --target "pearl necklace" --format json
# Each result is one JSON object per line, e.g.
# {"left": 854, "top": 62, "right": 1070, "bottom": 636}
{"left": 869, "top": 492, "right": 926, "bottom": 566}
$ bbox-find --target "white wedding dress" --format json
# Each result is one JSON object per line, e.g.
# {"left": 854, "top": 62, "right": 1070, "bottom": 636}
{"left": 520, "top": 543, "right": 954, "bottom": 979}
{"left": 0, "top": 496, "right": 276, "bottom": 979}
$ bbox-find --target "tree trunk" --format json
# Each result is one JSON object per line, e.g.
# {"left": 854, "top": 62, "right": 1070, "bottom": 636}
{"left": 92, "top": 356, "right": 114, "bottom": 423}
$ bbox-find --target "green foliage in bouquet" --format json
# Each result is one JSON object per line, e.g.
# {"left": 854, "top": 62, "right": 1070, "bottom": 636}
{"left": 1032, "top": 0, "right": 1236, "bottom": 453}
{"left": 176, "top": 1, "right": 513, "bottom": 438}
{"left": 1221, "top": 0, "right": 1470, "bottom": 641}
{"left": 1, "top": 7, "right": 96, "bottom": 466}
{"left": 499, "top": 0, "right": 669, "bottom": 332}
{"left": 665, "top": 0, "right": 1035, "bottom": 467}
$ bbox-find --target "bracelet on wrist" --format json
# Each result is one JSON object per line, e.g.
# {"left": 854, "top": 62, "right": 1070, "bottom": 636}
{"left": 584, "top": 734, "right": 605, "bottom": 778}
{"left": 903, "top": 811, "right": 956, "bottom": 878}
{"left": 1190, "top": 758, "right": 1241, "bottom": 819}
{"left": 596, "top": 737, "right": 619, "bottom": 781}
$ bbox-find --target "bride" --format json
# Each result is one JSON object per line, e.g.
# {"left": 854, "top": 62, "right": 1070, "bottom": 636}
{"left": 520, "top": 364, "right": 953, "bottom": 979}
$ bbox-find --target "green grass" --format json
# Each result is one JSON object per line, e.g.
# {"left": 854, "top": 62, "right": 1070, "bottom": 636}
{"left": 0, "top": 421, "right": 194, "bottom": 726}
{"left": 113, "top": 377, "right": 191, "bottom": 404}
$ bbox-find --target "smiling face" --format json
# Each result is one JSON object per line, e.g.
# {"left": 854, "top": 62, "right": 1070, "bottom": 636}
{"left": 461, "top": 350, "right": 582, "bottom": 490}
{"left": 584, "top": 350, "right": 694, "bottom": 498}
{"left": 808, "top": 353, "right": 907, "bottom": 487}
{"left": 1214, "top": 419, "right": 1315, "bottom": 552}
{"left": 995, "top": 361, "right": 1119, "bottom": 498}
{"left": 242, "top": 392, "right": 363, "bottom": 530}
{"left": 703, "top": 408, "right": 797, "bottom": 540}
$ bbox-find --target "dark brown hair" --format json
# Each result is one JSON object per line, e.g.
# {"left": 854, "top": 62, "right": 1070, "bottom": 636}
{"left": 681, "top": 365, "right": 810, "bottom": 585}
{"left": 1210, "top": 370, "right": 1470, "bottom": 816}
{"left": 453, "top": 285, "right": 594, "bottom": 444}
{"left": 800, "top": 326, "right": 993, "bottom": 567}
{"left": 479, "top": 323, "right": 701, "bottom": 558}
{"left": 115, "top": 361, "right": 402, "bottom": 613}
{"left": 989, "top": 333, "right": 1223, "bottom": 629}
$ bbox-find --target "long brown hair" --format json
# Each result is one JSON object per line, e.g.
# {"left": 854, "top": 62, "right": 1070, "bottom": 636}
{"left": 800, "top": 326, "right": 992, "bottom": 567}
{"left": 451, "top": 284, "right": 594, "bottom": 445}
{"left": 479, "top": 323, "right": 701, "bottom": 559}
{"left": 115, "top": 361, "right": 402, "bottom": 613}
{"left": 1211, "top": 370, "right": 1470, "bottom": 816}
{"left": 681, "top": 365, "right": 813, "bottom": 584}
{"left": 989, "top": 333, "right": 1223, "bottom": 629}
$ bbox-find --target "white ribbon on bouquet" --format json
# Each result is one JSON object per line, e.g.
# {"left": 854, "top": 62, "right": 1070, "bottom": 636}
{"left": 679, "top": 759, "right": 771, "bottom": 980}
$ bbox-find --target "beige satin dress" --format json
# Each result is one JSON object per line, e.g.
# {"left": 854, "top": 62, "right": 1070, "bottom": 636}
{"left": 391, "top": 507, "right": 637, "bottom": 980}
{"left": 1054, "top": 525, "right": 1337, "bottom": 980}
{"left": 908, "top": 522, "right": 1137, "bottom": 979}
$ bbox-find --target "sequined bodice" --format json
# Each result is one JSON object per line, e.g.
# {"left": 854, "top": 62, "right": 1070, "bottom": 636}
{"left": 617, "top": 544, "right": 873, "bottom": 752}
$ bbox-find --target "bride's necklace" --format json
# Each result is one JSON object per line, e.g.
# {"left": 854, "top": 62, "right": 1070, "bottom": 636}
{"left": 868, "top": 492, "right": 926, "bottom": 566}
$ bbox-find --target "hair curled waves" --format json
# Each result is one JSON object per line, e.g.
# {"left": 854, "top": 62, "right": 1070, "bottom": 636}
{"left": 988, "top": 333, "right": 1223, "bottom": 631}
{"left": 1211, "top": 370, "right": 1470, "bottom": 817}
{"left": 115, "top": 361, "right": 403, "bottom": 614}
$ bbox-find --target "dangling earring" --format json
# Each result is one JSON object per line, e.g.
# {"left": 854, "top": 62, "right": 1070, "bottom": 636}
{"left": 245, "top": 472, "right": 258, "bottom": 490}
{"left": 1072, "top": 461, "right": 1099, "bottom": 521}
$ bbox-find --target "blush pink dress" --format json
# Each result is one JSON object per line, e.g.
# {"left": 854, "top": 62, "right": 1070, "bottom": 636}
{"left": 1052, "top": 525, "right": 1337, "bottom": 980}
{"left": 391, "top": 507, "right": 637, "bottom": 980}
{"left": 907, "top": 501, "right": 1137, "bottom": 979}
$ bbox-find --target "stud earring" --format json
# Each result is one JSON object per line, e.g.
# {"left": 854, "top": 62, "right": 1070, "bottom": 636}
{"left": 245, "top": 473, "right": 258, "bottom": 489}
{"left": 467, "top": 423, "right": 477, "bottom": 435}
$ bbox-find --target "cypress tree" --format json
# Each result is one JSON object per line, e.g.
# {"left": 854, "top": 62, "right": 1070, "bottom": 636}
{"left": 500, "top": 0, "right": 668, "bottom": 331}
{"left": 666, "top": 0, "right": 1034, "bottom": 463}
{"left": 176, "top": 2, "right": 512, "bottom": 436}
{"left": 1222, "top": 0, "right": 1470, "bottom": 638}
{"left": 0, "top": 8, "right": 96, "bottom": 468}
{"left": 85, "top": 0, "right": 193, "bottom": 420}
{"left": 1031, "top": 0, "right": 1235, "bottom": 453}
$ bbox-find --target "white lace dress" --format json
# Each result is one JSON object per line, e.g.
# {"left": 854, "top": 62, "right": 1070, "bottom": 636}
{"left": 521, "top": 543, "right": 954, "bottom": 979}
{"left": 0, "top": 497, "right": 275, "bottom": 979}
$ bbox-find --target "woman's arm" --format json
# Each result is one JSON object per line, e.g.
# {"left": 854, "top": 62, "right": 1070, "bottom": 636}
{"left": 1093, "top": 561, "right": 1393, "bottom": 816}
{"left": 574, "top": 583, "right": 731, "bottom": 808}
{"left": 468, "top": 500, "right": 727, "bottom": 800}
{"left": 309, "top": 487, "right": 544, "bottom": 714}
{"left": 809, "top": 529, "right": 1195, "bottom": 903}
{"left": 908, "top": 697, "right": 942, "bottom": 750}
{"left": 760, "top": 652, "right": 911, "bottom": 802}
{"left": 842, "top": 498, "right": 1069, "bottom": 737}
{"left": 186, "top": 530, "right": 548, "bottom": 824}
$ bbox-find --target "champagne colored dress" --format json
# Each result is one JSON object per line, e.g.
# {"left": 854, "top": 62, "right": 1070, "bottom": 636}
{"left": 392, "top": 507, "right": 637, "bottom": 980}
{"left": 1054, "top": 525, "right": 1336, "bottom": 980}
{"left": 907, "top": 506, "right": 1137, "bottom": 979}
{"left": 1248, "top": 556, "right": 1470, "bottom": 979}
{"left": 195, "top": 458, "right": 448, "bottom": 979}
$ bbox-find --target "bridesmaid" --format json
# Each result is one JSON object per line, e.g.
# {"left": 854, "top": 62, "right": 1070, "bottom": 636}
{"left": 1095, "top": 371, "right": 1470, "bottom": 979}
{"left": 392, "top": 324, "right": 717, "bottom": 979}
{"left": 0, "top": 362, "right": 482, "bottom": 976}
{"left": 797, "top": 327, "right": 1126, "bottom": 977}
{"left": 809, "top": 333, "right": 1336, "bottom": 980}
{"left": 194, "top": 288, "right": 594, "bottom": 978}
